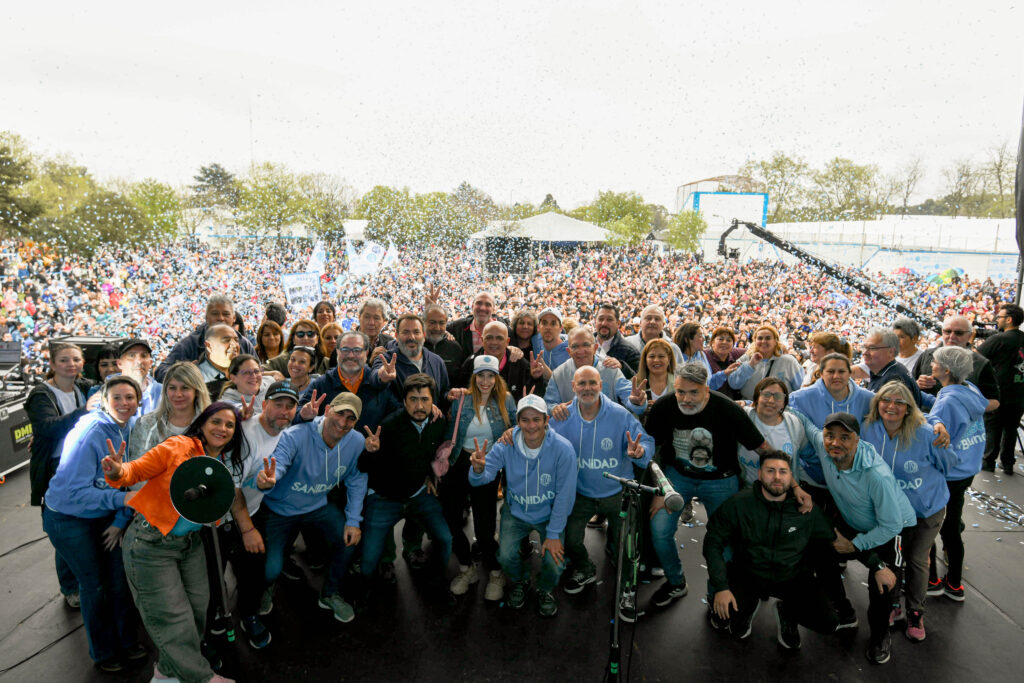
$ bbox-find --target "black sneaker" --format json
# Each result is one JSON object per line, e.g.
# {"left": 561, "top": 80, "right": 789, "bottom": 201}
{"left": 619, "top": 591, "right": 639, "bottom": 623}
{"left": 508, "top": 581, "right": 528, "bottom": 609}
{"left": 587, "top": 514, "right": 607, "bottom": 529}
{"left": 866, "top": 632, "right": 892, "bottom": 664}
{"left": 942, "top": 577, "right": 965, "bottom": 602}
{"left": 730, "top": 600, "right": 760, "bottom": 640}
{"left": 95, "top": 658, "right": 124, "bottom": 673}
{"left": 651, "top": 580, "right": 688, "bottom": 607}
{"left": 1001, "top": 464, "right": 1015, "bottom": 476}
{"left": 241, "top": 615, "right": 272, "bottom": 649}
{"left": 537, "top": 590, "right": 558, "bottom": 617}
{"left": 775, "top": 602, "right": 801, "bottom": 650}
{"left": 404, "top": 548, "right": 429, "bottom": 571}
{"left": 378, "top": 561, "right": 397, "bottom": 584}
{"left": 281, "top": 557, "right": 302, "bottom": 581}
{"left": 926, "top": 578, "right": 944, "bottom": 597}
{"left": 208, "top": 616, "right": 228, "bottom": 636}
{"left": 981, "top": 462, "right": 996, "bottom": 473}
{"left": 836, "top": 608, "right": 859, "bottom": 630}
{"left": 563, "top": 569, "right": 596, "bottom": 594}
{"left": 123, "top": 643, "right": 148, "bottom": 662}
{"left": 706, "top": 606, "right": 729, "bottom": 633}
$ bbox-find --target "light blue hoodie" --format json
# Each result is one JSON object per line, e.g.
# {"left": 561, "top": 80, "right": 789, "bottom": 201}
{"left": 928, "top": 382, "right": 989, "bottom": 481}
{"left": 262, "top": 418, "right": 368, "bottom": 525}
{"left": 795, "top": 411, "right": 916, "bottom": 551}
{"left": 861, "top": 421, "right": 956, "bottom": 519}
{"left": 45, "top": 410, "right": 134, "bottom": 528}
{"left": 789, "top": 379, "right": 875, "bottom": 486}
{"left": 549, "top": 396, "right": 654, "bottom": 498}
{"left": 469, "top": 426, "right": 577, "bottom": 538}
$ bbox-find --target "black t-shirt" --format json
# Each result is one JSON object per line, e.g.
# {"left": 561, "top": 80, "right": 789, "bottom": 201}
{"left": 646, "top": 390, "right": 765, "bottom": 480}
{"left": 979, "top": 330, "right": 1024, "bottom": 406}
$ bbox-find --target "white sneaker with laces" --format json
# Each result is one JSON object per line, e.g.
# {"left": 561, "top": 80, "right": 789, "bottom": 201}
{"left": 449, "top": 564, "right": 479, "bottom": 595}
{"left": 484, "top": 570, "right": 506, "bottom": 601}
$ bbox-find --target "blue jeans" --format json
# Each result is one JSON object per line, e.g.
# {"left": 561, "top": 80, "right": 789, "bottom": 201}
{"left": 360, "top": 491, "right": 452, "bottom": 578}
{"left": 649, "top": 470, "right": 739, "bottom": 587}
{"left": 496, "top": 505, "right": 566, "bottom": 593}
{"left": 264, "top": 504, "right": 356, "bottom": 596}
{"left": 42, "top": 507, "right": 78, "bottom": 595}
{"left": 42, "top": 507, "right": 137, "bottom": 664}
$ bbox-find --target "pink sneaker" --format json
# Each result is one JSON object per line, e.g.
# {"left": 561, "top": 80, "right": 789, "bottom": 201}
{"left": 905, "top": 609, "right": 926, "bottom": 642}
{"left": 888, "top": 606, "right": 904, "bottom": 626}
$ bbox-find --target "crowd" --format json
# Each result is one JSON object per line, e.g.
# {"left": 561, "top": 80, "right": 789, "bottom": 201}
{"left": 15, "top": 233, "right": 1024, "bottom": 683}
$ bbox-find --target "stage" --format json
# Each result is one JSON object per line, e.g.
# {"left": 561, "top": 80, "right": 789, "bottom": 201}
{"left": 2, "top": 464, "right": 1022, "bottom": 682}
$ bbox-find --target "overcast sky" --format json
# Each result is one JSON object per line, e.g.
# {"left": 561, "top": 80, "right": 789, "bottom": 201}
{"left": 3, "top": 0, "right": 1021, "bottom": 210}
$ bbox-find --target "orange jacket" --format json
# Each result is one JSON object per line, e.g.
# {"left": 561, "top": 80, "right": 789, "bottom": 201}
{"left": 105, "top": 435, "right": 206, "bottom": 536}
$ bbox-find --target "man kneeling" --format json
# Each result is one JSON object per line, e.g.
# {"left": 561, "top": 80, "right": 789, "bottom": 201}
{"left": 702, "top": 450, "right": 838, "bottom": 649}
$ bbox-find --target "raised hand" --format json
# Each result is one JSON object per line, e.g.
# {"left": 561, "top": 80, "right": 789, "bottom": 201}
{"left": 378, "top": 353, "right": 398, "bottom": 383}
{"left": 529, "top": 352, "right": 551, "bottom": 379}
{"left": 509, "top": 346, "right": 524, "bottom": 363}
{"left": 625, "top": 431, "right": 644, "bottom": 459}
{"left": 629, "top": 376, "right": 648, "bottom": 405}
{"left": 300, "top": 390, "right": 326, "bottom": 421}
{"left": 364, "top": 426, "right": 382, "bottom": 452}
{"left": 425, "top": 283, "right": 441, "bottom": 306}
{"left": 101, "top": 439, "right": 126, "bottom": 479}
{"left": 749, "top": 351, "right": 764, "bottom": 365}
{"left": 240, "top": 394, "right": 257, "bottom": 421}
{"left": 470, "top": 437, "right": 488, "bottom": 473}
{"left": 257, "top": 457, "right": 277, "bottom": 490}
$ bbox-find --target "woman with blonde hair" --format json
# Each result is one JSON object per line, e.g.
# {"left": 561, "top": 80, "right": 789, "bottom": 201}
{"left": 637, "top": 338, "right": 677, "bottom": 413}
{"left": 728, "top": 324, "right": 804, "bottom": 399}
{"left": 130, "top": 362, "right": 212, "bottom": 461}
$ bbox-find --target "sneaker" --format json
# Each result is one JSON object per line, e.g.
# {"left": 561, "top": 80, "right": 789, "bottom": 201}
{"left": 836, "top": 608, "right": 859, "bottom": 630}
{"left": 405, "top": 548, "right": 429, "bottom": 570}
{"left": 706, "top": 606, "right": 729, "bottom": 633}
{"left": 378, "top": 561, "right": 397, "bottom": 584}
{"left": 318, "top": 593, "right": 355, "bottom": 623}
{"left": 888, "top": 606, "right": 904, "bottom": 626}
{"left": 866, "top": 632, "right": 892, "bottom": 664}
{"left": 484, "top": 570, "right": 506, "bottom": 602}
{"left": 200, "top": 639, "right": 222, "bottom": 671}
{"left": 95, "top": 658, "right": 124, "bottom": 673}
{"left": 240, "top": 615, "right": 272, "bottom": 649}
{"left": 537, "top": 590, "right": 558, "bottom": 617}
{"left": 651, "top": 567, "right": 665, "bottom": 578}
{"left": 730, "top": 600, "right": 760, "bottom": 640}
{"left": 587, "top": 514, "right": 607, "bottom": 529}
{"left": 259, "top": 586, "right": 274, "bottom": 616}
{"left": 449, "top": 564, "right": 479, "bottom": 595}
{"left": 905, "top": 609, "right": 926, "bottom": 641}
{"left": 280, "top": 557, "right": 302, "bottom": 581}
{"left": 775, "top": 602, "right": 801, "bottom": 650}
{"left": 63, "top": 592, "right": 81, "bottom": 609}
{"left": 651, "top": 580, "right": 688, "bottom": 607}
{"left": 508, "top": 581, "right": 528, "bottom": 609}
{"left": 563, "top": 569, "right": 597, "bottom": 595}
{"left": 926, "top": 578, "right": 944, "bottom": 597}
{"left": 680, "top": 501, "right": 695, "bottom": 524}
{"left": 619, "top": 591, "right": 639, "bottom": 623}
{"left": 123, "top": 643, "right": 148, "bottom": 661}
{"left": 942, "top": 578, "right": 965, "bottom": 602}
{"left": 981, "top": 462, "right": 996, "bottom": 472}
{"left": 208, "top": 617, "right": 227, "bottom": 636}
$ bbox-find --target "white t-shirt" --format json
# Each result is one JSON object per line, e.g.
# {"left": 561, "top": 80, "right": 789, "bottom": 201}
{"left": 897, "top": 349, "right": 923, "bottom": 373}
{"left": 166, "top": 422, "right": 189, "bottom": 437}
{"left": 737, "top": 416, "right": 795, "bottom": 485}
{"left": 462, "top": 410, "right": 492, "bottom": 452}
{"left": 49, "top": 385, "right": 78, "bottom": 415}
{"left": 236, "top": 417, "right": 284, "bottom": 518}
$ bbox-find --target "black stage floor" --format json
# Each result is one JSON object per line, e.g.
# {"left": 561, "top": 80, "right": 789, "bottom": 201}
{"left": 2, "top": 463, "right": 1023, "bottom": 683}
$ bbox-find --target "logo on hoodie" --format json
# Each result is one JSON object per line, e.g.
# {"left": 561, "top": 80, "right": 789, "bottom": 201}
{"left": 540, "top": 473, "right": 551, "bottom": 486}
{"left": 903, "top": 461, "right": 918, "bottom": 474}
{"left": 601, "top": 437, "right": 614, "bottom": 451}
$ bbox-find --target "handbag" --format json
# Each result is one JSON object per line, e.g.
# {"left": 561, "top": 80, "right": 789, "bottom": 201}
{"left": 432, "top": 393, "right": 466, "bottom": 478}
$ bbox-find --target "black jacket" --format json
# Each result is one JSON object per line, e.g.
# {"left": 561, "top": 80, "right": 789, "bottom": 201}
{"left": 456, "top": 348, "right": 545, "bottom": 400}
{"left": 154, "top": 322, "right": 256, "bottom": 382}
{"left": 446, "top": 316, "right": 510, "bottom": 358}
{"left": 358, "top": 409, "right": 448, "bottom": 500}
{"left": 26, "top": 378, "right": 96, "bottom": 506}
{"left": 425, "top": 337, "right": 466, "bottom": 384}
{"left": 603, "top": 331, "right": 640, "bottom": 379}
{"left": 703, "top": 482, "right": 835, "bottom": 593}
{"left": 295, "top": 365, "right": 401, "bottom": 431}
{"left": 912, "top": 346, "right": 1000, "bottom": 401}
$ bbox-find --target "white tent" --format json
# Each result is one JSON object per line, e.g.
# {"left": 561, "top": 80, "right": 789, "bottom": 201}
{"left": 471, "top": 212, "right": 609, "bottom": 243}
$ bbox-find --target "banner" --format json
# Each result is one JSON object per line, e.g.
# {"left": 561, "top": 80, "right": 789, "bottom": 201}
{"left": 280, "top": 272, "right": 322, "bottom": 311}
{"left": 307, "top": 240, "right": 326, "bottom": 276}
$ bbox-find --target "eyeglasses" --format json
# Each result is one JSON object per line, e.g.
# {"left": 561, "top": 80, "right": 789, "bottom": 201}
{"left": 293, "top": 330, "right": 317, "bottom": 339}
{"left": 759, "top": 391, "right": 786, "bottom": 401}
{"left": 236, "top": 368, "right": 263, "bottom": 379}
{"left": 862, "top": 345, "right": 889, "bottom": 352}
{"left": 941, "top": 329, "right": 969, "bottom": 336}
{"left": 337, "top": 346, "right": 365, "bottom": 355}
{"left": 878, "top": 397, "right": 909, "bottom": 407}
{"left": 569, "top": 343, "right": 594, "bottom": 350}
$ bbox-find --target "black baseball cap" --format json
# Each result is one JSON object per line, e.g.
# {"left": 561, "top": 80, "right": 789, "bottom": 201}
{"left": 823, "top": 412, "right": 860, "bottom": 435}
{"left": 118, "top": 338, "right": 152, "bottom": 357}
{"left": 266, "top": 381, "right": 300, "bottom": 403}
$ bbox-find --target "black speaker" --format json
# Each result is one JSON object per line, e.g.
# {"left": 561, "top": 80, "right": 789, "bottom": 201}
{"left": 485, "top": 237, "right": 531, "bottom": 274}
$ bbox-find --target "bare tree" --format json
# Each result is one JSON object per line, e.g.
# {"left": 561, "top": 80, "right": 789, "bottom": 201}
{"left": 894, "top": 157, "right": 924, "bottom": 217}
{"left": 985, "top": 142, "right": 1015, "bottom": 218}
{"left": 942, "top": 159, "right": 976, "bottom": 218}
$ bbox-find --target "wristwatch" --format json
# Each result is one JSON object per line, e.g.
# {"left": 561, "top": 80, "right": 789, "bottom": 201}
{"left": 875, "top": 561, "right": 889, "bottom": 572}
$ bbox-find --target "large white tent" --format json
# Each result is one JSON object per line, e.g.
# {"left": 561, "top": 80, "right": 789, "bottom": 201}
{"left": 471, "top": 212, "right": 609, "bottom": 243}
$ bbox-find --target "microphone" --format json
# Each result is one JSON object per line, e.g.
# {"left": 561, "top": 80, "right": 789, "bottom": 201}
{"left": 649, "top": 463, "right": 685, "bottom": 512}
{"left": 183, "top": 484, "right": 211, "bottom": 502}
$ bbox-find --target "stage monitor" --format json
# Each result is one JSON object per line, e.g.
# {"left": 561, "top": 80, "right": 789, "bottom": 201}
{"left": 485, "top": 236, "right": 531, "bottom": 274}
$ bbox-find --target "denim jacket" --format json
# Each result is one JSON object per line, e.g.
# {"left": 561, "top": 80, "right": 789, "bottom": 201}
{"left": 445, "top": 394, "right": 518, "bottom": 460}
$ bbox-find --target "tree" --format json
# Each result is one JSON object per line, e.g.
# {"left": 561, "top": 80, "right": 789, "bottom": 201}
{"left": 413, "top": 191, "right": 483, "bottom": 247}
{"left": 941, "top": 159, "right": 976, "bottom": 219}
{"left": 128, "top": 179, "right": 182, "bottom": 241}
{"left": 739, "top": 152, "right": 809, "bottom": 223}
{"left": 236, "top": 162, "right": 304, "bottom": 237}
{"left": 539, "top": 194, "right": 561, "bottom": 212}
{"left": 452, "top": 182, "right": 498, "bottom": 222}
{"left": 647, "top": 204, "right": 669, "bottom": 232}
{"left": 604, "top": 214, "right": 649, "bottom": 246}
{"left": 663, "top": 210, "right": 707, "bottom": 252}
{"left": 192, "top": 163, "right": 239, "bottom": 208}
{"left": 984, "top": 142, "right": 1015, "bottom": 218}
{"left": 0, "top": 137, "right": 44, "bottom": 235}
{"left": 810, "top": 158, "right": 879, "bottom": 220}
{"left": 296, "top": 172, "right": 354, "bottom": 238}
{"left": 893, "top": 157, "right": 925, "bottom": 217}
{"left": 571, "top": 190, "right": 652, "bottom": 229}
{"left": 356, "top": 185, "right": 417, "bottom": 244}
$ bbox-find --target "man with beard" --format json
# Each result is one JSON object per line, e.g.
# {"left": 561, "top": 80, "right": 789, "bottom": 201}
{"left": 979, "top": 303, "right": 1024, "bottom": 473}
{"left": 370, "top": 314, "right": 453, "bottom": 410}
{"left": 623, "top": 304, "right": 683, "bottom": 366}
{"left": 424, "top": 303, "right": 466, "bottom": 382}
{"left": 594, "top": 303, "right": 639, "bottom": 379}
{"left": 913, "top": 315, "right": 1000, "bottom": 412}
{"left": 117, "top": 338, "right": 161, "bottom": 415}
{"left": 535, "top": 307, "right": 570, "bottom": 372}
{"left": 703, "top": 451, "right": 838, "bottom": 649}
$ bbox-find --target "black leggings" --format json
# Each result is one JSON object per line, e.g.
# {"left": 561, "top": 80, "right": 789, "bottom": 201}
{"left": 929, "top": 475, "right": 973, "bottom": 587}
{"left": 440, "top": 451, "right": 500, "bottom": 570}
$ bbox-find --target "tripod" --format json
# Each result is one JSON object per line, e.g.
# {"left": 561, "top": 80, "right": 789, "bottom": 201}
{"left": 603, "top": 472, "right": 661, "bottom": 683}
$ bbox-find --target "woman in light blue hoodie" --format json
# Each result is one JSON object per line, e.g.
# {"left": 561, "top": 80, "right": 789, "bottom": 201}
{"left": 862, "top": 381, "right": 957, "bottom": 642}
{"left": 41, "top": 376, "right": 143, "bottom": 673}
{"left": 925, "top": 346, "right": 992, "bottom": 604}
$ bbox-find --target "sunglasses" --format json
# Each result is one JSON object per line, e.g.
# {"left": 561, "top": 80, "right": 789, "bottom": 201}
{"left": 293, "top": 330, "right": 317, "bottom": 339}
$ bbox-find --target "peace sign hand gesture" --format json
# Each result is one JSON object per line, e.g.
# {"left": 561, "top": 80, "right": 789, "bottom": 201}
{"left": 470, "top": 437, "right": 488, "bottom": 474}
{"left": 364, "top": 426, "right": 382, "bottom": 452}
{"left": 629, "top": 376, "right": 648, "bottom": 405}
{"left": 529, "top": 351, "right": 551, "bottom": 379}
{"left": 300, "top": 390, "right": 326, "bottom": 421}
{"left": 625, "top": 431, "right": 645, "bottom": 459}
{"left": 425, "top": 284, "right": 441, "bottom": 306}
{"left": 240, "top": 394, "right": 257, "bottom": 421}
{"left": 378, "top": 354, "right": 398, "bottom": 383}
{"left": 257, "top": 457, "right": 277, "bottom": 490}
{"left": 101, "top": 439, "right": 126, "bottom": 479}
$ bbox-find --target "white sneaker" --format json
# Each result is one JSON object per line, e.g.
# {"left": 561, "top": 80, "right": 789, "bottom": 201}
{"left": 449, "top": 564, "right": 479, "bottom": 595}
{"left": 484, "top": 570, "right": 506, "bottom": 601}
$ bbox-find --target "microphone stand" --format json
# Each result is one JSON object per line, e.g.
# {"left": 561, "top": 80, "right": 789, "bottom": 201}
{"left": 602, "top": 473, "right": 661, "bottom": 683}
{"left": 205, "top": 522, "right": 235, "bottom": 644}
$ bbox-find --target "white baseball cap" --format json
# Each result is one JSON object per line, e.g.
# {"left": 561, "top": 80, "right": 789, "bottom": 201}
{"left": 517, "top": 394, "right": 548, "bottom": 416}
{"left": 538, "top": 307, "right": 563, "bottom": 324}
{"left": 473, "top": 354, "right": 500, "bottom": 375}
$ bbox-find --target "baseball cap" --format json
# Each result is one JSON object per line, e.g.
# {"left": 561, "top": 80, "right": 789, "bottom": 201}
{"left": 265, "top": 381, "right": 299, "bottom": 403}
{"left": 823, "top": 412, "right": 860, "bottom": 435}
{"left": 474, "top": 355, "right": 500, "bottom": 375}
{"left": 329, "top": 392, "right": 363, "bottom": 419}
{"left": 517, "top": 394, "right": 548, "bottom": 416}
{"left": 538, "top": 307, "right": 563, "bottom": 324}
{"left": 118, "top": 338, "right": 151, "bottom": 357}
